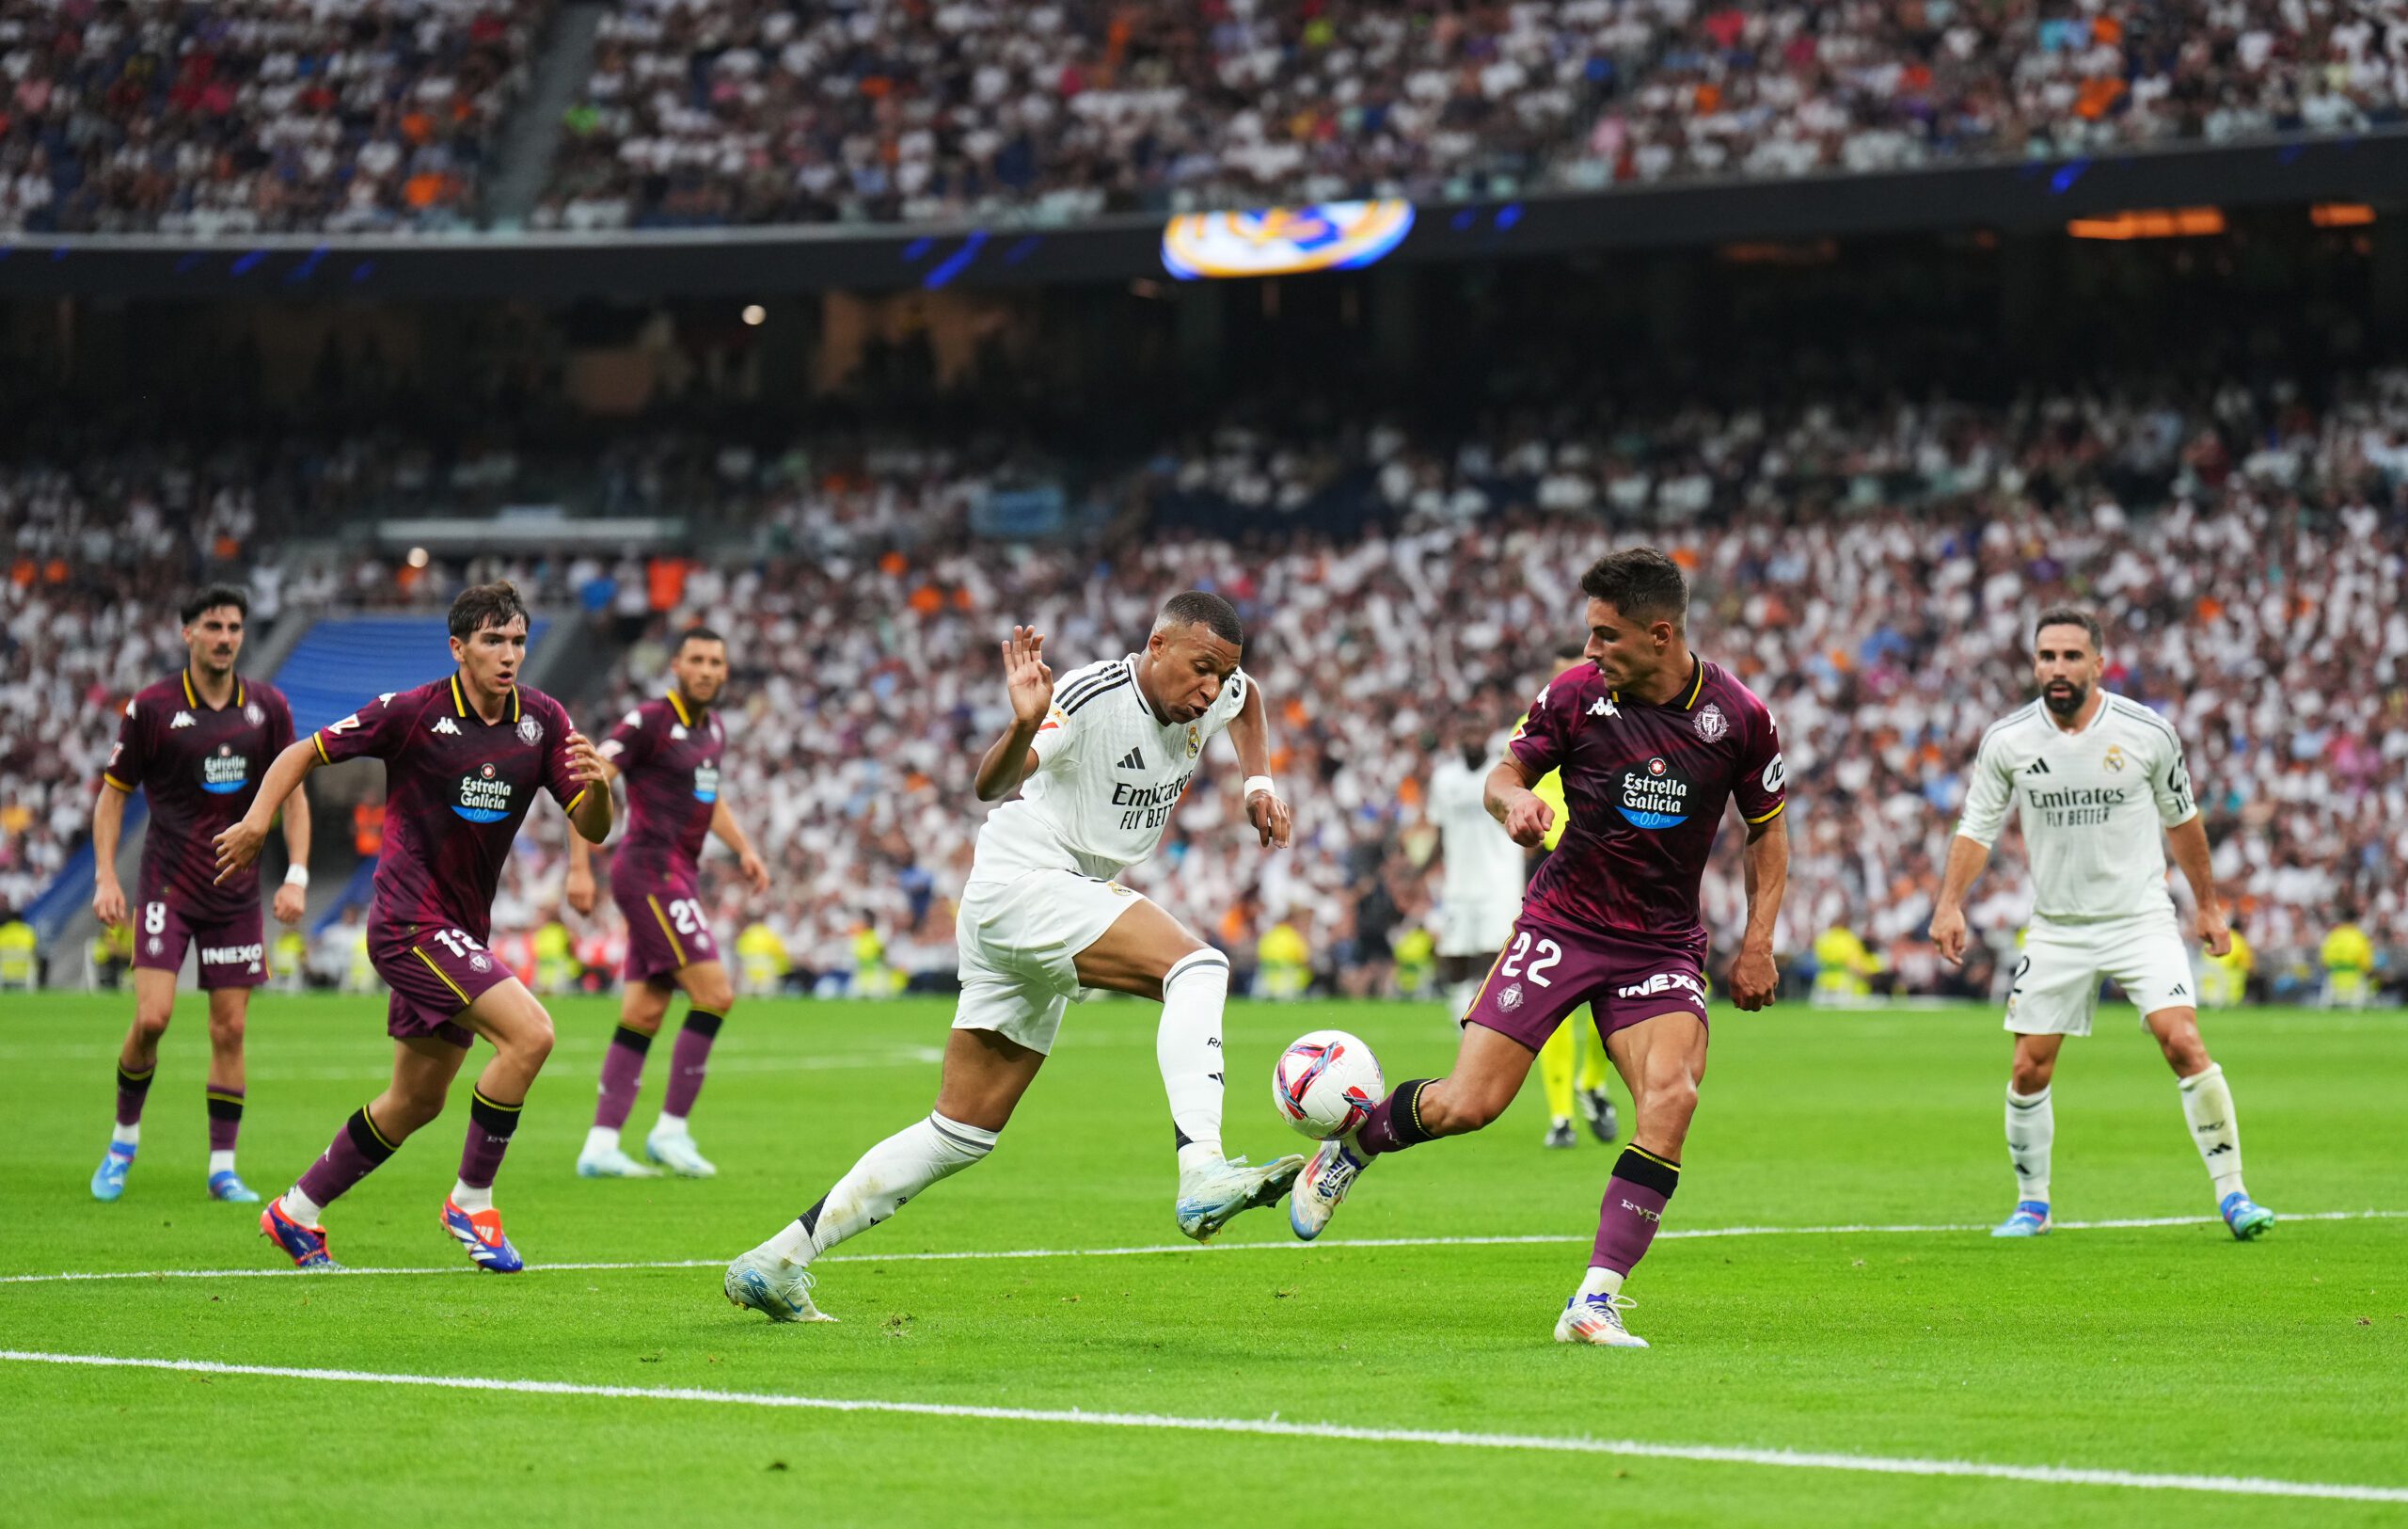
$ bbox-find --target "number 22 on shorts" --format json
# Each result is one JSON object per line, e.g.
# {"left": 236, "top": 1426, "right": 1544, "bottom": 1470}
{"left": 1500, "top": 931, "right": 1562, "bottom": 986}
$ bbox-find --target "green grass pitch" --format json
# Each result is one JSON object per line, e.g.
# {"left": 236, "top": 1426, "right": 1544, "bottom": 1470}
{"left": 5, "top": 992, "right": 2404, "bottom": 1526}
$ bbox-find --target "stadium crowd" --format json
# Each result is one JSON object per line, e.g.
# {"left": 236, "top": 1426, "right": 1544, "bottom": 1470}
{"left": 0, "top": 0, "right": 549, "bottom": 235}
{"left": 533, "top": 0, "right": 2408, "bottom": 230}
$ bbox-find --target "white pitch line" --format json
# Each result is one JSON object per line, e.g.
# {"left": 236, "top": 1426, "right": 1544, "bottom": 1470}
{"left": 3, "top": 1349, "right": 2401, "bottom": 1504}
{"left": 4, "top": 1208, "right": 2400, "bottom": 1287}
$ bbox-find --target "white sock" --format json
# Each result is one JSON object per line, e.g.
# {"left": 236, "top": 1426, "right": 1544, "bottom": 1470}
{"left": 208, "top": 1150, "right": 235, "bottom": 1176}
{"left": 450, "top": 1181, "right": 494, "bottom": 1214}
{"left": 2005, "top": 1085, "right": 2053, "bottom": 1204}
{"left": 280, "top": 1186, "right": 325, "bottom": 1225}
{"left": 1578, "top": 1266, "right": 1625, "bottom": 1298}
{"left": 1158, "top": 949, "right": 1230, "bottom": 1172}
{"left": 653, "top": 1112, "right": 688, "bottom": 1139}
{"left": 2178, "top": 1064, "right": 2246, "bottom": 1199}
{"left": 111, "top": 1123, "right": 140, "bottom": 1150}
{"left": 760, "top": 1112, "right": 998, "bottom": 1266}
{"left": 582, "top": 1125, "right": 620, "bottom": 1158}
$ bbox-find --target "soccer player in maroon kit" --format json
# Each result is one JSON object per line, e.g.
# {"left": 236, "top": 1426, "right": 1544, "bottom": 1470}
{"left": 1289, "top": 549, "right": 1791, "bottom": 1347}
{"left": 214, "top": 583, "right": 612, "bottom": 1271}
{"left": 88, "top": 586, "right": 310, "bottom": 1205}
{"left": 563, "top": 627, "right": 770, "bottom": 1179}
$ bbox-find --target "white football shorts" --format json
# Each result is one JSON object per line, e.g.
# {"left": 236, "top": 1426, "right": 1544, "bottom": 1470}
{"left": 1435, "top": 884, "right": 1520, "bottom": 960}
{"left": 2004, "top": 911, "right": 2196, "bottom": 1037}
{"left": 952, "top": 869, "right": 1147, "bottom": 1055}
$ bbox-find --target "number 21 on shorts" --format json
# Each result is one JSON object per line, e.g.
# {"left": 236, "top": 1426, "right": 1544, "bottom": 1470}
{"left": 1500, "top": 931, "right": 1562, "bottom": 986}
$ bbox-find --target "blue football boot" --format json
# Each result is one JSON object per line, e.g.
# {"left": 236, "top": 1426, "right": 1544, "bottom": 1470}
{"left": 260, "top": 1198, "right": 339, "bottom": 1269}
{"left": 1991, "top": 1200, "right": 2051, "bottom": 1237}
{"left": 2220, "top": 1191, "right": 2275, "bottom": 1241}
{"left": 209, "top": 1170, "right": 261, "bottom": 1203}
{"left": 90, "top": 1141, "right": 136, "bottom": 1202}
{"left": 441, "top": 1199, "right": 525, "bottom": 1272}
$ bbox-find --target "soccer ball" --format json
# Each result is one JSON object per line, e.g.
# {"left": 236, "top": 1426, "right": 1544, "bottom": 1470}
{"left": 1272, "top": 1029, "right": 1385, "bottom": 1139}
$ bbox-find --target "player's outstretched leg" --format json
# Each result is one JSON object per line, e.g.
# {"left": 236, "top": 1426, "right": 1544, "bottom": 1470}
{"left": 91, "top": 972, "right": 172, "bottom": 1202}
{"left": 1075, "top": 898, "right": 1304, "bottom": 1241}
{"left": 1293, "top": 1023, "right": 1536, "bottom": 1240}
{"left": 264, "top": 1037, "right": 467, "bottom": 1269}
{"left": 203, "top": 988, "right": 259, "bottom": 1202}
{"left": 440, "top": 981, "right": 556, "bottom": 1272}
{"left": 1993, "top": 1034, "right": 2058, "bottom": 1236}
{"left": 1557, "top": 1010, "right": 1706, "bottom": 1349}
{"left": 2149, "top": 1009, "right": 2274, "bottom": 1239}
{"left": 580, "top": 980, "right": 668, "bottom": 1179}
{"left": 727, "top": 1027, "right": 1030, "bottom": 1323}
{"left": 645, "top": 962, "right": 736, "bottom": 1177}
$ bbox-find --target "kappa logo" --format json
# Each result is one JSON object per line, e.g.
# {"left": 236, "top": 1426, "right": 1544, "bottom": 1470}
{"left": 671, "top": 725, "right": 688, "bottom": 741}
{"left": 1117, "top": 746, "right": 1148, "bottom": 771}
{"left": 1589, "top": 696, "right": 1617, "bottom": 718}
{"left": 1616, "top": 970, "right": 1707, "bottom": 1005}
{"left": 432, "top": 716, "right": 462, "bottom": 736}
{"left": 170, "top": 711, "right": 197, "bottom": 729}
{"left": 2026, "top": 757, "right": 2052, "bottom": 775}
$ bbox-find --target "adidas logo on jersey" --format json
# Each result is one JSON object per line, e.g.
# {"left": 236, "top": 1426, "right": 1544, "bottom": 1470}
{"left": 170, "top": 711, "right": 197, "bottom": 729}
{"left": 1117, "top": 746, "right": 1147, "bottom": 771}
{"left": 2026, "top": 757, "right": 2052, "bottom": 774}
{"left": 432, "top": 716, "right": 462, "bottom": 736}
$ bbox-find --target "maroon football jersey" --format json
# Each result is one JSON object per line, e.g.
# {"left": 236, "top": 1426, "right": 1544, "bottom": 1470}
{"left": 1509, "top": 656, "right": 1785, "bottom": 948}
{"left": 103, "top": 671, "right": 295, "bottom": 921}
{"left": 599, "top": 691, "right": 723, "bottom": 886}
{"left": 313, "top": 676, "right": 588, "bottom": 942}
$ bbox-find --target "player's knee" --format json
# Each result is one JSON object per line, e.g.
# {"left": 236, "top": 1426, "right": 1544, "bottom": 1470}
{"left": 207, "top": 1011, "right": 246, "bottom": 1046}
{"left": 692, "top": 979, "right": 736, "bottom": 1015}
{"left": 1644, "top": 1070, "right": 1701, "bottom": 1128}
{"left": 133, "top": 1007, "right": 172, "bottom": 1043}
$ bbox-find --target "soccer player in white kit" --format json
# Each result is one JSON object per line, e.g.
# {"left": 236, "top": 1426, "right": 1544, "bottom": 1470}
{"left": 724, "top": 592, "right": 1307, "bottom": 1321}
{"left": 1429, "top": 717, "right": 1525, "bottom": 1020}
{"left": 1928, "top": 609, "right": 2276, "bottom": 1241}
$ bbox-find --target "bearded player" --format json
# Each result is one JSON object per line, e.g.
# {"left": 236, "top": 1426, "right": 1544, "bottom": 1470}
{"left": 1928, "top": 608, "right": 2275, "bottom": 1241}
{"left": 88, "top": 586, "right": 309, "bottom": 1204}
{"left": 565, "top": 627, "right": 771, "bottom": 1179}
{"left": 1289, "top": 549, "right": 1789, "bottom": 1349}
{"left": 216, "top": 582, "right": 611, "bottom": 1271}
{"left": 724, "top": 592, "right": 1303, "bottom": 1322}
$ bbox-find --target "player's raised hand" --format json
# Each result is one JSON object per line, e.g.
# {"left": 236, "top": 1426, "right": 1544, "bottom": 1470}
{"left": 1246, "top": 786, "right": 1292, "bottom": 849}
{"left": 213, "top": 817, "right": 268, "bottom": 884}
{"left": 1928, "top": 904, "right": 1969, "bottom": 965}
{"left": 563, "top": 730, "right": 608, "bottom": 786}
{"left": 564, "top": 862, "right": 598, "bottom": 916}
{"left": 1002, "top": 624, "right": 1054, "bottom": 726}
{"left": 740, "top": 847, "right": 771, "bottom": 894}
{"left": 1728, "top": 945, "right": 1779, "bottom": 1011}
{"left": 92, "top": 874, "right": 128, "bottom": 930}
{"left": 1502, "top": 790, "right": 1555, "bottom": 848}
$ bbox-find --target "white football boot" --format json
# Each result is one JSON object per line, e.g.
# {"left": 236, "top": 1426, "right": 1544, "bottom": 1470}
{"left": 1175, "top": 1153, "right": 1307, "bottom": 1241}
{"left": 576, "top": 1144, "right": 661, "bottom": 1179}
{"left": 1288, "top": 1133, "right": 1370, "bottom": 1241}
{"left": 1555, "top": 1290, "right": 1649, "bottom": 1348}
{"left": 724, "top": 1248, "right": 836, "bottom": 1323}
{"left": 645, "top": 1127, "right": 718, "bottom": 1178}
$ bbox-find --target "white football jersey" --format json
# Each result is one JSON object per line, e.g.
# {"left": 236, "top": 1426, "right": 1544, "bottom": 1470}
{"left": 973, "top": 655, "right": 1252, "bottom": 884}
{"left": 1429, "top": 756, "right": 1525, "bottom": 900}
{"left": 1956, "top": 692, "right": 2199, "bottom": 922}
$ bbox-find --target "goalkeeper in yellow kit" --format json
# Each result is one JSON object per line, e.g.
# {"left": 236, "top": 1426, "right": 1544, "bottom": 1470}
{"left": 1525, "top": 645, "right": 1619, "bottom": 1149}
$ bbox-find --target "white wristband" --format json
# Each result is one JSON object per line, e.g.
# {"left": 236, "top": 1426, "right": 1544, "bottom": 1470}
{"left": 283, "top": 867, "right": 310, "bottom": 889}
{"left": 1243, "top": 775, "right": 1276, "bottom": 800}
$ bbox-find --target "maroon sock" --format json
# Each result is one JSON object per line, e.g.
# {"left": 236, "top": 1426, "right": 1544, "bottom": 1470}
{"left": 115, "top": 1063, "right": 154, "bottom": 1128}
{"left": 295, "top": 1107, "right": 398, "bottom": 1210}
{"left": 594, "top": 1026, "right": 650, "bottom": 1131}
{"left": 457, "top": 1091, "right": 523, "bottom": 1191}
{"left": 1592, "top": 1146, "right": 1681, "bottom": 1275}
{"left": 661, "top": 1011, "right": 722, "bottom": 1120}
{"left": 206, "top": 1087, "right": 244, "bottom": 1154}
{"left": 1355, "top": 1079, "right": 1437, "bottom": 1157}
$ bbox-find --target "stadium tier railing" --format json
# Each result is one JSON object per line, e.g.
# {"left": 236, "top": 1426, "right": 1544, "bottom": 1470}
{"left": 2, "top": 131, "right": 2404, "bottom": 299}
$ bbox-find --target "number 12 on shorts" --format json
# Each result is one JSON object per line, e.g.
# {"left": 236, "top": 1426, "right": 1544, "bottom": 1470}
{"left": 430, "top": 928, "right": 486, "bottom": 958}
{"left": 1500, "top": 931, "right": 1562, "bottom": 986}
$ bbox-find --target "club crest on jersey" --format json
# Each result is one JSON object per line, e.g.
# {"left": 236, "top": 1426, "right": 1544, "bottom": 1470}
{"left": 244, "top": 701, "right": 265, "bottom": 726}
{"left": 693, "top": 762, "right": 720, "bottom": 804}
{"left": 2103, "top": 744, "right": 2127, "bottom": 772}
{"left": 1496, "top": 982, "right": 1525, "bottom": 1013}
{"left": 1185, "top": 724, "right": 1201, "bottom": 760}
{"left": 454, "top": 763, "right": 515, "bottom": 823}
{"left": 200, "top": 744, "right": 251, "bottom": 795}
{"left": 1619, "top": 758, "right": 1695, "bottom": 831}
{"left": 1694, "top": 703, "right": 1728, "bottom": 742}
{"left": 517, "top": 716, "right": 542, "bottom": 746}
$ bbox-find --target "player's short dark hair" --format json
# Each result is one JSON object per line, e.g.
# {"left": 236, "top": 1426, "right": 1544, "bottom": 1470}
{"left": 449, "top": 581, "right": 530, "bottom": 640}
{"left": 675, "top": 626, "right": 725, "bottom": 652}
{"left": 2034, "top": 607, "right": 2105, "bottom": 653}
{"left": 1579, "top": 548, "right": 1687, "bottom": 630}
{"left": 180, "top": 586, "right": 249, "bottom": 626}
{"left": 1157, "top": 590, "right": 1244, "bottom": 646}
